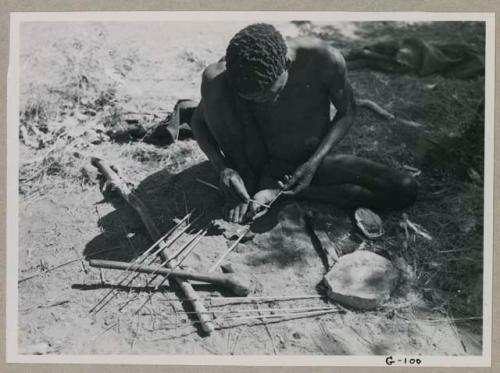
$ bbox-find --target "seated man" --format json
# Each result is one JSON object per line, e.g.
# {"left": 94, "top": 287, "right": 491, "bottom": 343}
{"left": 191, "top": 23, "right": 417, "bottom": 223}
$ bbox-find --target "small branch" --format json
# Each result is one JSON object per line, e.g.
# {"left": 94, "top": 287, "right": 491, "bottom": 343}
{"left": 208, "top": 226, "right": 250, "bottom": 272}
{"left": 403, "top": 213, "right": 433, "bottom": 241}
{"left": 196, "top": 178, "right": 271, "bottom": 209}
{"left": 18, "top": 247, "right": 119, "bottom": 284}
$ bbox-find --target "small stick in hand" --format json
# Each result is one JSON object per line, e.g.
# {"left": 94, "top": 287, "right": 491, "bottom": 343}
{"left": 196, "top": 178, "right": 271, "bottom": 209}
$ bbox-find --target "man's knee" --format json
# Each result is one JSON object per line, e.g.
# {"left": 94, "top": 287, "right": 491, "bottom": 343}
{"left": 324, "top": 153, "right": 356, "bottom": 166}
{"left": 394, "top": 174, "right": 418, "bottom": 208}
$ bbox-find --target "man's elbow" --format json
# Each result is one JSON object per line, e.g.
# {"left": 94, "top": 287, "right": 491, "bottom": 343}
{"left": 348, "top": 98, "right": 357, "bottom": 118}
{"left": 338, "top": 99, "right": 356, "bottom": 122}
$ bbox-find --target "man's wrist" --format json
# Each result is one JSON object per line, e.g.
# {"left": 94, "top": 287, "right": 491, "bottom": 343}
{"left": 306, "top": 156, "right": 322, "bottom": 171}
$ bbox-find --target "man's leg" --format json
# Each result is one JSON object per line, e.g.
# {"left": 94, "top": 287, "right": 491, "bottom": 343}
{"left": 301, "top": 154, "right": 417, "bottom": 211}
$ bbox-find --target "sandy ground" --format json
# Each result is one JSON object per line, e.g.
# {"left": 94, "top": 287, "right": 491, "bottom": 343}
{"left": 16, "top": 21, "right": 484, "bottom": 356}
{"left": 18, "top": 161, "right": 482, "bottom": 355}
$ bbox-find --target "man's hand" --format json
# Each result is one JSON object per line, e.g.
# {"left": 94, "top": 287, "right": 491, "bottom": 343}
{"left": 283, "top": 161, "right": 318, "bottom": 195}
{"left": 223, "top": 199, "right": 249, "bottom": 224}
{"left": 219, "top": 168, "right": 253, "bottom": 224}
{"left": 219, "top": 168, "right": 251, "bottom": 202}
{"left": 247, "top": 188, "right": 280, "bottom": 220}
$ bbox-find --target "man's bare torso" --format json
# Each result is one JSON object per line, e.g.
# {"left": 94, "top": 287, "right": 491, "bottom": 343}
{"left": 201, "top": 37, "right": 346, "bottom": 169}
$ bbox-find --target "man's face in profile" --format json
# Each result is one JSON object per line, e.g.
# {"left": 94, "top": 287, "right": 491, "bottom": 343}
{"left": 239, "top": 70, "right": 289, "bottom": 103}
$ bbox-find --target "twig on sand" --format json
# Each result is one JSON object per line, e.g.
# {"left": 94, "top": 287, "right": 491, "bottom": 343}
{"left": 157, "top": 308, "right": 342, "bottom": 329}
{"left": 141, "top": 306, "right": 336, "bottom": 316}
{"left": 208, "top": 226, "right": 250, "bottom": 272}
{"left": 19, "top": 300, "right": 70, "bottom": 312}
{"left": 356, "top": 99, "right": 423, "bottom": 127}
{"left": 116, "top": 231, "right": 204, "bottom": 313}
{"left": 254, "top": 301, "right": 278, "bottom": 355}
{"left": 133, "top": 228, "right": 208, "bottom": 315}
{"left": 22, "top": 130, "right": 66, "bottom": 165}
{"left": 99, "top": 268, "right": 106, "bottom": 284}
{"left": 356, "top": 99, "right": 395, "bottom": 120}
{"left": 403, "top": 213, "right": 433, "bottom": 241}
{"left": 71, "top": 246, "right": 89, "bottom": 274}
{"left": 222, "top": 309, "right": 342, "bottom": 322}
{"left": 90, "top": 320, "right": 120, "bottom": 346}
{"left": 158, "top": 294, "right": 326, "bottom": 306}
{"left": 403, "top": 165, "right": 422, "bottom": 177}
{"left": 90, "top": 212, "right": 197, "bottom": 314}
{"left": 39, "top": 300, "right": 70, "bottom": 309}
{"left": 131, "top": 313, "right": 141, "bottom": 350}
{"left": 18, "top": 246, "right": 120, "bottom": 284}
{"left": 230, "top": 328, "right": 243, "bottom": 355}
{"left": 117, "top": 227, "right": 207, "bottom": 313}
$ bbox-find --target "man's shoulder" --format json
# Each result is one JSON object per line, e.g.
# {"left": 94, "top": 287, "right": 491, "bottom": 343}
{"left": 291, "top": 37, "right": 346, "bottom": 75}
{"left": 202, "top": 61, "right": 225, "bottom": 81}
{"left": 201, "top": 61, "right": 229, "bottom": 99}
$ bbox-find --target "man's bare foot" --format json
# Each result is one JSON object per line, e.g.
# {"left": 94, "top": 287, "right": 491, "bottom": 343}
{"left": 247, "top": 188, "right": 281, "bottom": 219}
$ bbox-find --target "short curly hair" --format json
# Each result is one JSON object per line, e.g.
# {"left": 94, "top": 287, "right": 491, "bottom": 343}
{"left": 225, "top": 23, "right": 288, "bottom": 94}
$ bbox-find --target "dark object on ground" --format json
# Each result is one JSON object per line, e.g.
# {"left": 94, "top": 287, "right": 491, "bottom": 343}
{"left": 304, "top": 211, "right": 339, "bottom": 270}
{"left": 323, "top": 250, "right": 400, "bottom": 309}
{"left": 106, "top": 99, "right": 197, "bottom": 145}
{"left": 346, "top": 37, "right": 484, "bottom": 79}
{"left": 145, "top": 99, "right": 197, "bottom": 145}
{"left": 88, "top": 259, "right": 252, "bottom": 296}
{"left": 106, "top": 122, "right": 146, "bottom": 142}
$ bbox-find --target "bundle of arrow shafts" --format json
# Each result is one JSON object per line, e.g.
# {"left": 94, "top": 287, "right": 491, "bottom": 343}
{"left": 140, "top": 295, "right": 343, "bottom": 330}
{"left": 90, "top": 157, "right": 327, "bottom": 334}
{"left": 89, "top": 210, "right": 210, "bottom": 315}
{"left": 89, "top": 209, "right": 340, "bottom": 326}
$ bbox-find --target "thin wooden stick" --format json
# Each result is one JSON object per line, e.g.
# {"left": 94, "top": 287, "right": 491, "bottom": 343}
{"left": 196, "top": 178, "right": 271, "bottom": 209}
{"left": 196, "top": 178, "right": 219, "bottom": 191}
{"left": 208, "top": 226, "right": 250, "bottom": 272}
{"left": 253, "top": 300, "right": 277, "bottom": 355}
{"left": 403, "top": 213, "right": 433, "bottom": 241}
{"left": 89, "top": 212, "right": 193, "bottom": 312}
{"left": 141, "top": 306, "right": 336, "bottom": 315}
{"left": 156, "top": 309, "right": 342, "bottom": 329}
{"left": 230, "top": 328, "right": 243, "bottom": 355}
{"left": 220, "top": 309, "right": 342, "bottom": 322}
{"left": 251, "top": 189, "right": 284, "bottom": 220}
{"left": 153, "top": 230, "right": 207, "bottom": 289}
{"left": 116, "top": 229, "right": 207, "bottom": 313}
{"left": 158, "top": 294, "right": 326, "bottom": 304}
{"left": 18, "top": 247, "right": 120, "bottom": 284}
{"left": 96, "top": 224, "right": 204, "bottom": 315}
{"left": 133, "top": 228, "right": 208, "bottom": 315}
{"left": 90, "top": 213, "right": 200, "bottom": 314}
{"left": 134, "top": 224, "right": 206, "bottom": 290}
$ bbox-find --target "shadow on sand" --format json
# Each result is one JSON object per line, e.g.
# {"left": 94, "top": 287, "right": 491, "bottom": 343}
{"left": 83, "top": 161, "right": 228, "bottom": 262}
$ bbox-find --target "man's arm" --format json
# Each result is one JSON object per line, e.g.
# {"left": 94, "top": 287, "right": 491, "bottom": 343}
{"left": 190, "top": 100, "right": 227, "bottom": 173}
{"left": 309, "top": 51, "right": 356, "bottom": 165}
{"left": 191, "top": 99, "right": 250, "bottom": 203}
{"left": 284, "top": 47, "right": 356, "bottom": 194}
